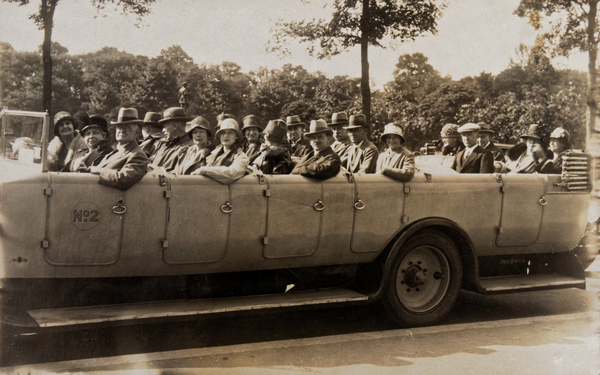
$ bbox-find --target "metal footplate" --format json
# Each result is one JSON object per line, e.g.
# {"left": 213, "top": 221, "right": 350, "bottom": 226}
{"left": 478, "top": 274, "right": 585, "bottom": 294}
{"left": 27, "top": 288, "right": 369, "bottom": 328}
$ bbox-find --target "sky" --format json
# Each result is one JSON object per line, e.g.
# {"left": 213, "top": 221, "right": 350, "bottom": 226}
{"left": 0, "top": 0, "right": 589, "bottom": 89}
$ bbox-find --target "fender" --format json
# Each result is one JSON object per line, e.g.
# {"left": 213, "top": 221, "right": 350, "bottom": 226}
{"left": 370, "top": 217, "right": 478, "bottom": 301}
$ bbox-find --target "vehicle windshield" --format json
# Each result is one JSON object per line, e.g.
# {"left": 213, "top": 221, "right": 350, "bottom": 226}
{"left": 0, "top": 110, "right": 48, "bottom": 167}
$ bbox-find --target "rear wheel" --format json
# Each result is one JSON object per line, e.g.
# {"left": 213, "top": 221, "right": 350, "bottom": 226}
{"left": 383, "top": 230, "right": 462, "bottom": 327}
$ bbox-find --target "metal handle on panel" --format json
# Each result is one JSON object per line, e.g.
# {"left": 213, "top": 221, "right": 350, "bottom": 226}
{"left": 314, "top": 199, "right": 325, "bottom": 211}
{"left": 354, "top": 198, "right": 365, "bottom": 210}
{"left": 112, "top": 201, "right": 127, "bottom": 215}
{"left": 221, "top": 201, "right": 233, "bottom": 213}
{"left": 539, "top": 195, "right": 548, "bottom": 206}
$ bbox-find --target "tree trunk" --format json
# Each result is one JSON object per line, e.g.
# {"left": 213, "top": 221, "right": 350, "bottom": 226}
{"left": 587, "top": 0, "right": 598, "bottom": 151}
{"left": 41, "top": 0, "right": 57, "bottom": 114}
{"left": 360, "top": 0, "right": 371, "bottom": 130}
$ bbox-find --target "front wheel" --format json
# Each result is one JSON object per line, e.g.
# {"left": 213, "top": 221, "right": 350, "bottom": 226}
{"left": 383, "top": 230, "right": 462, "bottom": 327}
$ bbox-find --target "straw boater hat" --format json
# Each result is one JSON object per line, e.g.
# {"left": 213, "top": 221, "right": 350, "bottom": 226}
{"left": 186, "top": 116, "right": 212, "bottom": 138}
{"left": 305, "top": 119, "right": 333, "bottom": 137}
{"left": 215, "top": 118, "right": 243, "bottom": 141}
{"left": 263, "top": 119, "right": 287, "bottom": 144}
{"left": 79, "top": 114, "right": 109, "bottom": 135}
{"left": 241, "top": 115, "right": 263, "bottom": 132}
{"left": 111, "top": 108, "right": 143, "bottom": 126}
{"left": 380, "top": 123, "right": 406, "bottom": 144}
{"left": 286, "top": 115, "right": 306, "bottom": 128}
{"left": 143, "top": 112, "right": 162, "bottom": 127}
{"left": 328, "top": 112, "right": 349, "bottom": 126}
{"left": 343, "top": 114, "right": 367, "bottom": 130}
{"left": 440, "top": 123, "right": 460, "bottom": 138}
{"left": 477, "top": 122, "right": 494, "bottom": 134}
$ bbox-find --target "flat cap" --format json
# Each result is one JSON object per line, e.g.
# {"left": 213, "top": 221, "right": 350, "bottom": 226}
{"left": 457, "top": 123, "right": 480, "bottom": 133}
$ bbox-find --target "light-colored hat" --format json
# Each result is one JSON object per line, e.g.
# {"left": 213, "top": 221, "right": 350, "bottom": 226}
{"left": 241, "top": 115, "right": 262, "bottom": 132}
{"left": 457, "top": 123, "right": 480, "bottom": 133}
{"left": 381, "top": 123, "right": 406, "bottom": 144}
{"left": 440, "top": 123, "right": 460, "bottom": 138}
{"left": 111, "top": 108, "right": 143, "bottom": 126}
{"left": 286, "top": 115, "right": 306, "bottom": 128}
{"left": 477, "top": 122, "right": 494, "bottom": 134}
{"left": 186, "top": 116, "right": 212, "bottom": 138}
{"left": 215, "top": 118, "right": 243, "bottom": 141}
{"left": 263, "top": 119, "right": 287, "bottom": 144}
{"left": 143, "top": 112, "right": 162, "bottom": 126}
{"left": 305, "top": 119, "right": 333, "bottom": 137}
{"left": 158, "top": 107, "right": 192, "bottom": 125}
{"left": 550, "top": 127, "right": 570, "bottom": 143}
{"left": 343, "top": 114, "right": 367, "bottom": 130}
{"left": 328, "top": 112, "right": 349, "bottom": 126}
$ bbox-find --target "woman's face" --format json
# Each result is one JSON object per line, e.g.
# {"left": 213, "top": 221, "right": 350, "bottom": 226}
{"left": 549, "top": 138, "right": 565, "bottom": 154}
{"left": 220, "top": 129, "right": 238, "bottom": 148}
{"left": 58, "top": 120, "right": 74, "bottom": 139}
{"left": 83, "top": 126, "right": 106, "bottom": 149}
{"left": 386, "top": 134, "right": 403, "bottom": 152}
{"left": 192, "top": 128, "right": 208, "bottom": 146}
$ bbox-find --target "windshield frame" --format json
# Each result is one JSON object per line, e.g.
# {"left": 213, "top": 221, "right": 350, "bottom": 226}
{"left": 0, "top": 109, "right": 50, "bottom": 172}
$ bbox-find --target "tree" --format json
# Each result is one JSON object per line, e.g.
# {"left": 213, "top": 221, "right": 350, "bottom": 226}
{"left": 2, "top": 0, "right": 157, "bottom": 115}
{"left": 268, "top": 0, "right": 442, "bottom": 129}
{"left": 515, "top": 0, "right": 598, "bottom": 150}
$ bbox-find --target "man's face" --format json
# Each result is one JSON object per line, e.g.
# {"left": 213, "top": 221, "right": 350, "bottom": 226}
{"left": 348, "top": 127, "right": 366, "bottom": 145}
{"left": 162, "top": 121, "right": 182, "bottom": 139}
{"left": 461, "top": 131, "right": 478, "bottom": 148}
{"left": 245, "top": 127, "right": 260, "bottom": 142}
{"left": 115, "top": 124, "right": 138, "bottom": 145}
{"left": 83, "top": 126, "right": 106, "bottom": 149}
{"left": 477, "top": 133, "right": 491, "bottom": 146}
{"left": 308, "top": 132, "right": 329, "bottom": 152}
{"left": 58, "top": 120, "right": 74, "bottom": 139}
{"left": 330, "top": 124, "right": 348, "bottom": 142}
{"left": 287, "top": 125, "right": 304, "bottom": 142}
{"left": 442, "top": 136, "right": 458, "bottom": 148}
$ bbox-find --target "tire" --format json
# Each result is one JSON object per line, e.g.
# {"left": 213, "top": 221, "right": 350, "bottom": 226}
{"left": 383, "top": 230, "right": 462, "bottom": 327}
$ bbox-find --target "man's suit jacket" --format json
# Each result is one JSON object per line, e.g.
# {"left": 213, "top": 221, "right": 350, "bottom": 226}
{"left": 483, "top": 141, "right": 505, "bottom": 162}
{"left": 451, "top": 145, "right": 494, "bottom": 174}
{"left": 292, "top": 147, "right": 341, "bottom": 180}
{"left": 290, "top": 137, "right": 312, "bottom": 158}
{"left": 346, "top": 139, "right": 379, "bottom": 174}
{"left": 93, "top": 141, "right": 149, "bottom": 190}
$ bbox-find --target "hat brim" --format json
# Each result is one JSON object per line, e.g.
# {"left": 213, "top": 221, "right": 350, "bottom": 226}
{"left": 215, "top": 127, "right": 244, "bottom": 142}
{"left": 381, "top": 132, "right": 406, "bottom": 144}
{"left": 287, "top": 123, "right": 306, "bottom": 128}
{"left": 343, "top": 125, "right": 364, "bottom": 130}
{"left": 80, "top": 124, "right": 107, "bottom": 135}
{"left": 327, "top": 121, "right": 349, "bottom": 126}
{"left": 54, "top": 116, "right": 78, "bottom": 136}
{"left": 111, "top": 120, "right": 143, "bottom": 126}
{"left": 305, "top": 129, "right": 333, "bottom": 137}
{"left": 241, "top": 125, "right": 262, "bottom": 131}
{"left": 158, "top": 117, "right": 193, "bottom": 125}
{"left": 187, "top": 125, "right": 212, "bottom": 138}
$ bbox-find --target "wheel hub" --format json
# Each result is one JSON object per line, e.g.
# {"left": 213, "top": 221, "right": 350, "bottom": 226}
{"left": 404, "top": 265, "right": 426, "bottom": 288}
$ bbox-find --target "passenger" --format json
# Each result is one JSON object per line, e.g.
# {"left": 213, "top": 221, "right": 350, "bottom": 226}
{"left": 344, "top": 114, "right": 379, "bottom": 174}
{"left": 291, "top": 119, "right": 341, "bottom": 179}
{"left": 47, "top": 111, "right": 87, "bottom": 171}
{"left": 376, "top": 123, "right": 415, "bottom": 182}
{"left": 174, "top": 116, "right": 214, "bottom": 175}
{"left": 150, "top": 107, "right": 193, "bottom": 172}
{"left": 506, "top": 124, "right": 547, "bottom": 173}
{"left": 251, "top": 119, "right": 293, "bottom": 174}
{"left": 477, "top": 122, "right": 505, "bottom": 161}
{"left": 451, "top": 123, "right": 494, "bottom": 174}
{"left": 328, "top": 112, "right": 353, "bottom": 166}
{"left": 440, "top": 123, "right": 465, "bottom": 156}
{"left": 191, "top": 118, "right": 249, "bottom": 184}
{"left": 286, "top": 115, "right": 312, "bottom": 158}
{"left": 215, "top": 112, "right": 237, "bottom": 133}
{"left": 64, "top": 114, "right": 113, "bottom": 172}
{"left": 87, "top": 108, "right": 149, "bottom": 191}
{"left": 549, "top": 127, "right": 572, "bottom": 171}
{"left": 530, "top": 135, "right": 561, "bottom": 174}
{"left": 241, "top": 115, "right": 263, "bottom": 163}
{"left": 139, "top": 112, "right": 165, "bottom": 157}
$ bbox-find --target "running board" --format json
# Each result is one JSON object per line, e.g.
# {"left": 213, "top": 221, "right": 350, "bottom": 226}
{"left": 27, "top": 288, "right": 369, "bottom": 328}
{"left": 479, "top": 274, "right": 585, "bottom": 294}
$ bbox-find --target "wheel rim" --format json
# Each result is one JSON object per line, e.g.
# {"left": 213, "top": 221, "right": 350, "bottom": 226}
{"left": 395, "top": 245, "right": 451, "bottom": 313}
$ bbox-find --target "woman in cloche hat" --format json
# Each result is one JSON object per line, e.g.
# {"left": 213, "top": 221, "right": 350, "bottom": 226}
{"left": 174, "top": 116, "right": 214, "bottom": 175}
{"left": 191, "top": 118, "right": 249, "bottom": 184}
{"left": 47, "top": 111, "right": 87, "bottom": 171}
{"left": 376, "top": 123, "right": 415, "bottom": 182}
{"left": 549, "top": 127, "right": 572, "bottom": 171}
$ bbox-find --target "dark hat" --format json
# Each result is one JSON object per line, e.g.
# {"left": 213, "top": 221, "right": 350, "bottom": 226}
{"left": 263, "top": 119, "right": 287, "bottom": 144}
{"left": 477, "top": 122, "right": 494, "bottom": 134}
{"left": 286, "top": 115, "right": 306, "bottom": 128}
{"left": 457, "top": 123, "right": 480, "bottom": 133}
{"left": 215, "top": 118, "right": 243, "bottom": 141}
{"left": 111, "top": 108, "right": 143, "bottom": 126}
{"left": 159, "top": 107, "right": 192, "bottom": 125}
{"left": 143, "top": 112, "right": 162, "bottom": 126}
{"left": 440, "top": 123, "right": 460, "bottom": 138}
{"left": 343, "top": 114, "right": 367, "bottom": 130}
{"left": 521, "top": 124, "right": 548, "bottom": 141}
{"left": 53, "top": 111, "right": 77, "bottom": 137}
{"left": 305, "top": 119, "right": 333, "bottom": 137}
{"left": 186, "top": 116, "right": 212, "bottom": 138}
{"left": 241, "top": 115, "right": 262, "bottom": 132}
{"left": 381, "top": 123, "right": 406, "bottom": 144}
{"left": 80, "top": 114, "right": 108, "bottom": 135}
{"left": 328, "top": 112, "right": 349, "bottom": 126}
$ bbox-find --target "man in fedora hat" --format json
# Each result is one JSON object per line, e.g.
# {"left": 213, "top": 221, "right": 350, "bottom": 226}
{"left": 87, "top": 108, "right": 149, "bottom": 191}
{"left": 286, "top": 115, "right": 311, "bottom": 158}
{"left": 451, "top": 123, "right": 494, "bottom": 174}
{"left": 477, "top": 122, "right": 504, "bottom": 162}
{"left": 291, "top": 119, "right": 341, "bottom": 179}
{"left": 150, "top": 107, "right": 194, "bottom": 172}
{"left": 139, "top": 112, "right": 165, "bottom": 157}
{"left": 328, "top": 112, "right": 352, "bottom": 165}
{"left": 344, "top": 114, "right": 379, "bottom": 174}
{"left": 241, "top": 115, "right": 263, "bottom": 162}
